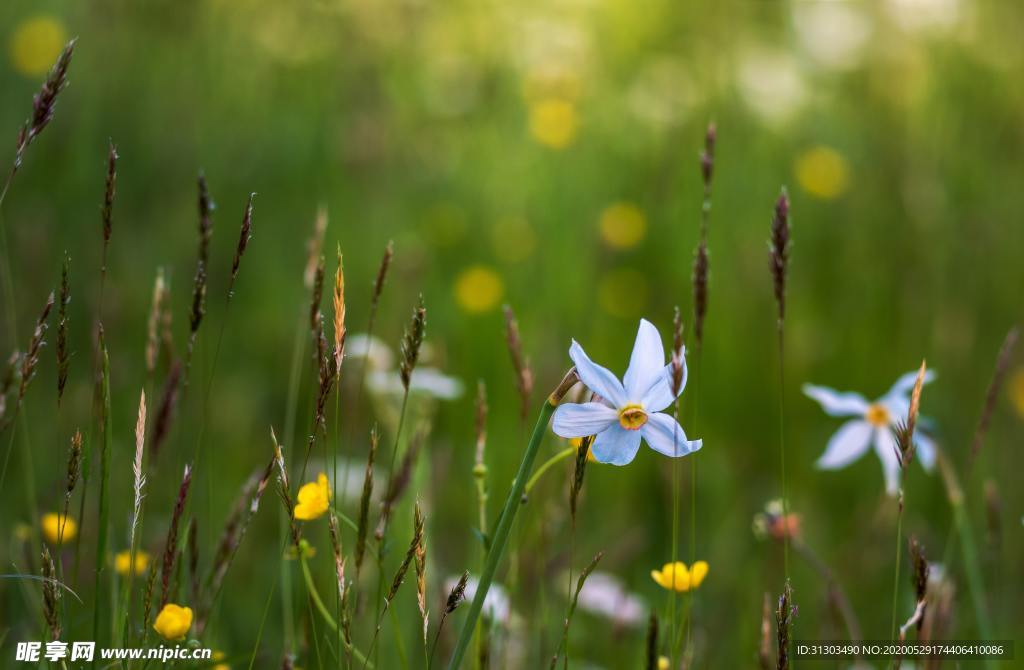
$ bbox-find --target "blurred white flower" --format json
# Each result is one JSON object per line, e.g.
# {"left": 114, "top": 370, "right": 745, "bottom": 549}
{"left": 368, "top": 368, "right": 464, "bottom": 400}
{"left": 574, "top": 571, "right": 646, "bottom": 628}
{"left": 887, "top": 0, "right": 962, "bottom": 34}
{"left": 793, "top": 3, "right": 872, "bottom": 71}
{"left": 447, "top": 575, "right": 512, "bottom": 623}
{"left": 346, "top": 334, "right": 395, "bottom": 372}
{"left": 804, "top": 370, "right": 938, "bottom": 495}
{"left": 736, "top": 49, "right": 807, "bottom": 125}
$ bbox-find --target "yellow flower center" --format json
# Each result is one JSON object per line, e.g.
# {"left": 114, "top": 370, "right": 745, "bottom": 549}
{"left": 618, "top": 403, "right": 647, "bottom": 431}
{"left": 865, "top": 403, "right": 890, "bottom": 427}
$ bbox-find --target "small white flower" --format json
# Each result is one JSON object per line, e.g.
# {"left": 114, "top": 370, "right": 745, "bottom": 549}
{"left": 804, "top": 370, "right": 937, "bottom": 495}
{"left": 551, "top": 319, "right": 701, "bottom": 466}
{"left": 367, "top": 367, "right": 464, "bottom": 400}
{"left": 346, "top": 334, "right": 395, "bottom": 371}
{"left": 574, "top": 571, "right": 646, "bottom": 628}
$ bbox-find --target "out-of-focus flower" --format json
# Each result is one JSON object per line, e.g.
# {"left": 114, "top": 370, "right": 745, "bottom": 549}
{"left": 14, "top": 523, "right": 31, "bottom": 542}
{"left": 522, "top": 64, "right": 583, "bottom": 104}
{"left": 736, "top": 49, "right": 807, "bottom": 125}
{"left": 294, "top": 473, "right": 330, "bottom": 521}
{"left": 153, "top": 603, "right": 193, "bottom": 641}
{"left": 1009, "top": 368, "right": 1024, "bottom": 419}
{"left": 752, "top": 499, "right": 802, "bottom": 541}
{"left": 795, "top": 146, "right": 850, "bottom": 200}
{"left": 804, "top": 370, "right": 937, "bottom": 495}
{"left": 212, "top": 650, "right": 230, "bottom": 670}
{"left": 115, "top": 550, "right": 151, "bottom": 577}
{"left": 346, "top": 334, "right": 395, "bottom": 372}
{"left": 41, "top": 513, "right": 76, "bottom": 544}
{"left": 9, "top": 16, "right": 66, "bottom": 77}
{"left": 368, "top": 367, "right": 463, "bottom": 400}
{"left": 454, "top": 265, "right": 504, "bottom": 314}
{"left": 446, "top": 575, "right": 511, "bottom": 623}
{"left": 887, "top": 0, "right": 962, "bottom": 34}
{"left": 529, "top": 98, "right": 578, "bottom": 149}
{"left": 551, "top": 319, "right": 701, "bottom": 466}
{"left": 599, "top": 203, "right": 647, "bottom": 250}
{"left": 658, "top": 656, "right": 670, "bottom": 670}
{"left": 793, "top": 3, "right": 871, "bottom": 70}
{"left": 492, "top": 217, "right": 536, "bottom": 264}
{"left": 574, "top": 571, "right": 646, "bottom": 627}
{"left": 598, "top": 268, "right": 649, "bottom": 318}
{"left": 651, "top": 560, "right": 708, "bottom": 592}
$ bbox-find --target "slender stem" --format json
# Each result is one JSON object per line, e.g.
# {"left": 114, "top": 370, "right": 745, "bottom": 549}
{"left": 889, "top": 487, "right": 904, "bottom": 641}
{"left": 776, "top": 326, "right": 790, "bottom": 578}
{"left": 92, "top": 343, "right": 112, "bottom": 668}
{"left": 522, "top": 446, "right": 575, "bottom": 496}
{"left": 300, "top": 555, "right": 373, "bottom": 667}
{"left": 447, "top": 399, "right": 556, "bottom": 670}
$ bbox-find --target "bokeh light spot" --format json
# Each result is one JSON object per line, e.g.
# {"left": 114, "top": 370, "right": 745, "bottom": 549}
{"left": 599, "top": 203, "right": 647, "bottom": 250}
{"left": 9, "top": 16, "right": 66, "bottom": 77}
{"left": 454, "top": 265, "right": 504, "bottom": 314}
{"left": 795, "top": 146, "right": 850, "bottom": 199}
{"left": 529, "top": 98, "right": 578, "bottom": 149}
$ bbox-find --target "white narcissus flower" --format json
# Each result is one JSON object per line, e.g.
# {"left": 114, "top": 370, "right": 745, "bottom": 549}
{"left": 804, "top": 370, "right": 938, "bottom": 495}
{"left": 551, "top": 319, "right": 702, "bottom": 466}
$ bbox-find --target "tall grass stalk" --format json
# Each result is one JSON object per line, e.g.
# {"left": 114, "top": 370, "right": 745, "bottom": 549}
{"left": 91, "top": 331, "right": 112, "bottom": 666}
{"left": 447, "top": 369, "right": 575, "bottom": 670}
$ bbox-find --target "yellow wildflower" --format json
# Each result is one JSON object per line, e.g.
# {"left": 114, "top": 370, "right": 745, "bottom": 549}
{"left": 153, "top": 603, "right": 193, "bottom": 641}
{"left": 454, "top": 265, "right": 504, "bottom": 314}
{"left": 9, "top": 16, "right": 66, "bottom": 77}
{"left": 599, "top": 203, "right": 647, "bottom": 250}
{"left": 794, "top": 146, "right": 850, "bottom": 199}
{"left": 212, "top": 650, "right": 230, "bottom": 670}
{"left": 658, "top": 656, "right": 670, "bottom": 670}
{"left": 293, "top": 473, "right": 330, "bottom": 521}
{"left": 114, "top": 550, "right": 150, "bottom": 577}
{"left": 41, "top": 513, "right": 76, "bottom": 544}
{"left": 529, "top": 98, "right": 578, "bottom": 149}
{"left": 570, "top": 437, "right": 599, "bottom": 463}
{"left": 650, "top": 560, "right": 709, "bottom": 592}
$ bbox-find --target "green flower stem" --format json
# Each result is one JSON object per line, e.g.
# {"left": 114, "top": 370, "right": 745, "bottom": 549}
{"left": 447, "top": 398, "right": 557, "bottom": 670}
{"left": 300, "top": 554, "right": 373, "bottom": 668}
{"left": 522, "top": 446, "right": 575, "bottom": 497}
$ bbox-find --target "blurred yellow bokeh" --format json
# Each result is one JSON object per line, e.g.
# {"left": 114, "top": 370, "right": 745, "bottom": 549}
{"left": 599, "top": 203, "right": 647, "bottom": 250}
{"left": 598, "top": 268, "right": 648, "bottom": 318}
{"left": 529, "top": 98, "right": 578, "bottom": 149}
{"left": 9, "top": 16, "right": 66, "bottom": 77}
{"left": 794, "top": 146, "right": 850, "bottom": 199}
{"left": 454, "top": 265, "right": 504, "bottom": 313}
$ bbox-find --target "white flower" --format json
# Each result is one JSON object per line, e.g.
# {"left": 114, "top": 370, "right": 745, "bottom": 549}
{"left": 346, "top": 334, "right": 394, "bottom": 371}
{"left": 551, "top": 319, "right": 702, "bottom": 466}
{"left": 574, "top": 572, "right": 646, "bottom": 628}
{"left": 804, "top": 370, "right": 937, "bottom": 495}
{"left": 367, "top": 367, "right": 464, "bottom": 400}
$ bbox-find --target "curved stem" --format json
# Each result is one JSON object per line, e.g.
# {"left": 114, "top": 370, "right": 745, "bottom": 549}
{"left": 522, "top": 446, "right": 575, "bottom": 497}
{"left": 300, "top": 555, "right": 373, "bottom": 668}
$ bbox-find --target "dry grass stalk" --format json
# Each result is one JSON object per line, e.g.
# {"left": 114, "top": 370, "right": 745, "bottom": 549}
{"left": 41, "top": 547, "right": 60, "bottom": 639}
{"left": 229, "top": 193, "right": 255, "bottom": 289}
{"left": 197, "top": 174, "right": 214, "bottom": 269}
{"left": 145, "top": 268, "right": 166, "bottom": 375}
{"left": 328, "top": 510, "right": 347, "bottom": 604}
{"left": 376, "top": 428, "right": 424, "bottom": 539}
{"left": 671, "top": 307, "right": 685, "bottom": 396}
{"left": 502, "top": 305, "right": 533, "bottom": 420}
{"left": 768, "top": 189, "right": 791, "bottom": 326}
{"left": 775, "top": 580, "right": 795, "bottom": 670}
{"left": 0, "top": 350, "right": 19, "bottom": 426}
{"left": 386, "top": 504, "right": 424, "bottom": 606}
{"left": 142, "top": 558, "right": 157, "bottom": 627}
{"left": 895, "top": 361, "right": 927, "bottom": 468}
{"left": 64, "top": 429, "right": 82, "bottom": 504}
{"left": 13, "top": 39, "right": 75, "bottom": 171}
{"left": 17, "top": 291, "right": 54, "bottom": 403}
{"left": 150, "top": 362, "right": 182, "bottom": 458}
{"left": 692, "top": 122, "right": 715, "bottom": 346}
{"left": 430, "top": 570, "right": 469, "bottom": 665}
{"left": 400, "top": 296, "right": 427, "bottom": 390}
{"left": 271, "top": 428, "right": 301, "bottom": 549}
{"left": 549, "top": 550, "right": 602, "bottom": 670}
{"left": 645, "top": 612, "right": 659, "bottom": 670}
{"left": 56, "top": 253, "right": 70, "bottom": 404}
{"left": 970, "top": 326, "right": 1019, "bottom": 465}
{"left": 355, "top": 426, "right": 379, "bottom": 574}
{"left": 130, "top": 390, "right": 147, "bottom": 547}
{"left": 371, "top": 241, "right": 394, "bottom": 313}
{"left": 100, "top": 141, "right": 117, "bottom": 256}
{"left": 160, "top": 464, "right": 193, "bottom": 607}
{"left": 414, "top": 501, "right": 428, "bottom": 645}
{"left": 569, "top": 435, "right": 592, "bottom": 526}
{"left": 309, "top": 255, "right": 325, "bottom": 335}
{"left": 333, "top": 246, "right": 346, "bottom": 374}
{"left": 304, "top": 207, "right": 328, "bottom": 290}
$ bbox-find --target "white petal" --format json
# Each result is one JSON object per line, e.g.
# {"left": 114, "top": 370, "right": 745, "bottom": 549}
{"left": 815, "top": 420, "right": 872, "bottom": 469}
{"left": 641, "top": 364, "right": 680, "bottom": 413}
{"left": 873, "top": 427, "right": 901, "bottom": 496}
{"left": 914, "top": 432, "right": 936, "bottom": 471}
{"left": 640, "top": 412, "right": 702, "bottom": 458}
{"left": 803, "top": 384, "right": 870, "bottom": 417}
{"left": 570, "top": 340, "right": 627, "bottom": 407}
{"left": 590, "top": 424, "right": 642, "bottom": 466}
{"left": 885, "top": 369, "right": 937, "bottom": 399}
{"left": 551, "top": 403, "right": 618, "bottom": 438}
{"left": 622, "top": 319, "right": 665, "bottom": 400}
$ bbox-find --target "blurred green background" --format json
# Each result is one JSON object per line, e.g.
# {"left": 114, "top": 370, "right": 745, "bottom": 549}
{"left": 2, "top": 0, "right": 1023, "bottom": 667}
